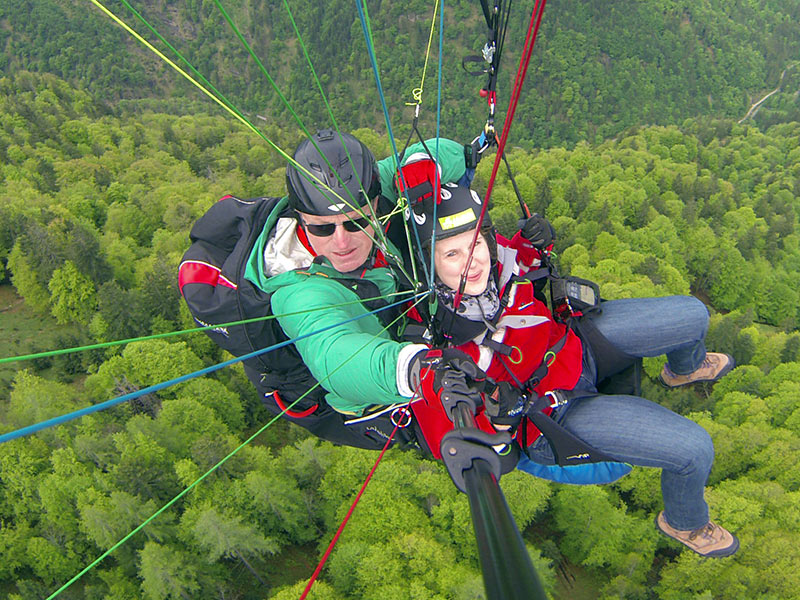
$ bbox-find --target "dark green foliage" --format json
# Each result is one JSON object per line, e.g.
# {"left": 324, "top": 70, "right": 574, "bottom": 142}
{"left": 14, "top": 219, "right": 111, "bottom": 289}
{"left": 781, "top": 334, "right": 800, "bottom": 363}
{"left": 139, "top": 259, "right": 181, "bottom": 328}
{"left": 51, "top": 333, "right": 85, "bottom": 383}
{"left": 3, "top": 1, "right": 800, "bottom": 147}
{"left": 97, "top": 281, "right": 148, "bottom": 341}
{"left": 733, "top": 328, "right": 757, "bottom": 367}
{"left": 706, "top": 311, "right": 755, "bottom": 362}
{"left": 28, "top": 352, "right": 53, "bottom": 372}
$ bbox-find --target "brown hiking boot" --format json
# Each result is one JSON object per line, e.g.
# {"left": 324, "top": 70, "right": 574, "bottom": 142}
{"left": 659, "top": 352, "right": 734, "bottom": 388}
{"left": 655, "top": 511, "right": 739, "bottom": 557}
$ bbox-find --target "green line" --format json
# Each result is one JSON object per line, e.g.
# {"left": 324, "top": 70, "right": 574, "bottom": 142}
{"left": 91, "top": 0, "right": 378, "bottom": 219}
{"left": 280, "top": 0, "right": 396, "bottom": 257}
{"left": 0, "top": 290, "right": 415, "bottom": 365}
{"left": 45, "top": 294, "right": 426, "bottom": 599}
{"left": 89, "top": 0, "right": 291, "bottom": 162}
{"left": 214, "top": 0, "right": 416, "bottom": 286}
{"left": 98, "top": 0, "right": 420, "bottom": 289}
{"left": 354, "top": 0, "right": 426, "bottom": 288}
{"left": 120, "top": 0, "right": 241, "bottom": 119}
{"left": 283, "top": 0, "right": 418, "bottom": 281}
{"left": 214, "top": 0, "right": 389, "bottom": 251}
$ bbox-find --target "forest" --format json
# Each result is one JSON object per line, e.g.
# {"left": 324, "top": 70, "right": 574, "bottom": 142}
{"left": 1, "top": 0, "right": 800, "bottom": 599}
{"left": 1, "top": 0, "right": 800, "bottom": 147}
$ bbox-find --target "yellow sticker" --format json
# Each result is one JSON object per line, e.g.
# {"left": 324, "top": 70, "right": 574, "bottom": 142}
{"left": 438, "top": 208, "right": 476, "bottom": 231}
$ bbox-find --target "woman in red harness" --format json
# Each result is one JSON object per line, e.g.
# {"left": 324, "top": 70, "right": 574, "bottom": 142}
{"left": 408, "top": 181, "right": 739, "bottom": 559}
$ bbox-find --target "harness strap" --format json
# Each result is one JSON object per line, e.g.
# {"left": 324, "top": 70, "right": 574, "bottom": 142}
{"left": 526, "top": 407, "right": 620, "bottom": 467}
{"left": 525, "top": 321, "right": 572, "bottom": 388}
{"left": 496, "top": 351, "right": 526, "bottom": 390}
{"left": 476, "top": 274, "right": 572, "bottom": 389}
{"left": 296, "top": 271, "right": 398, "bottom": 330}
{"left": 521, "top": 267, "right": 551, "bottom": 283}
{"left": 482, "top": 336, "right": 514, "bottom": 356}
{"left": 523, "top": 389, "right": 621, "bottom": 466}
{"left": 572, "top": 315, "right": 639, "bottom": 385}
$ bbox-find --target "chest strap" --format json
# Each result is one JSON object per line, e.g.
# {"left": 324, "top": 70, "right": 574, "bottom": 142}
{"left": 479, "top": 275, "right": 573, "bottom": 391}
{"left": 524, "top": 323, "right": 572, "bottom": 389}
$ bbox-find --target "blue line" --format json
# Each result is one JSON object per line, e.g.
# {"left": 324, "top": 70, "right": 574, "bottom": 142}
{"left": 354, "top": 0, "right": 431, "bottom": 286}
{"left": 0, "top": 293, "right": 422, "bottom": 444}
{"left": 430, "top": 0, "right": 445, "bottom": 285}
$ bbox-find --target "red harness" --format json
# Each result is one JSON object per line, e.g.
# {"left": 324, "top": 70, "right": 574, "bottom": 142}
{"left": 410, "top": 277, "right": 584, "bottom": 454}
{"left": 458, "top": 279, "right": 583, "bottom": 395}
{"left": 457, "top": 278, "right": 583, "bottom": 447}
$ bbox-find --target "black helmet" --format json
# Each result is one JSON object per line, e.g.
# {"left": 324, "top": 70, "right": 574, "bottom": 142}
{"left": 407, "top": 182, "right": 489, "bottom": 246}
{"left": 286, "top": 129, "right": 381, "bottom": 215}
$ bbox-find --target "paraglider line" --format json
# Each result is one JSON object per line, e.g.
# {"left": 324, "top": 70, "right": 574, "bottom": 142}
{"left": 299, "top": 417, "right": 401, "bottom": 600}
{"left": 42, "top": 295, "right": 427, "bottom": 599}
{"left": 0, "top": 292, "right": 414, "bottom": 365}
{"left": 454, "top": 0, "right": 547, "bottom": 311}
{"left": 0, "top": 293, "right": 424, "bottom": 445}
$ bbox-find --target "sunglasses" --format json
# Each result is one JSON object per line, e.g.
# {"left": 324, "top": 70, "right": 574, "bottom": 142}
{"left": 301, "top": 216, "right": 372, "bottom": 237}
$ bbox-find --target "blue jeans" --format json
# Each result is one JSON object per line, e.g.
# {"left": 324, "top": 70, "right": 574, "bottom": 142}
{"left": 527, "top": 296, "right": 714, "bottom": 530}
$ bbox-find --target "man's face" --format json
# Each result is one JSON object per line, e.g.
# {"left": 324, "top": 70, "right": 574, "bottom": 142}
{"left": 298, "top": 202, "right": 377, "bottom": 273}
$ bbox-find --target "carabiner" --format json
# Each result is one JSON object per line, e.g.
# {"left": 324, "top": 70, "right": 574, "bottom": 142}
{"left": 391, "top": 406, "right": 413, "bottom": 428}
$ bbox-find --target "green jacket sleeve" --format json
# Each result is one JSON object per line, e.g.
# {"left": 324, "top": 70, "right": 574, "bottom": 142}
{"left": 270, "top": 275, "right": 408, "bottom": 414}
{"left": 378, "top": 138, "right": 467, "bottom": 201}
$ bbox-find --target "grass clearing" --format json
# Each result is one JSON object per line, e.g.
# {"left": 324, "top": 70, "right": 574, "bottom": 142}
{"left": 0, "top": 284, "right": 76, "bottom": 395}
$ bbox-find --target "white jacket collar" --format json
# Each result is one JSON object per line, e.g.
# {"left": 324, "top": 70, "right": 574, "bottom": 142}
{"left": 263, "top": 217, "right": 314, "bottom": 277}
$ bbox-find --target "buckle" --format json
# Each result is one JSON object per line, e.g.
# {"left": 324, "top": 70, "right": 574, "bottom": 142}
{"left": 391, "top": 406, "right": 413, "bottom": 428}
{"left": 545, "top": 390, "right": 569, "bottom": 408}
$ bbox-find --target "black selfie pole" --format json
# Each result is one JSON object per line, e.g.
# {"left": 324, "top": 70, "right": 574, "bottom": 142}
{"left": 440, "top": 398, "right": 548, "bottom": 600}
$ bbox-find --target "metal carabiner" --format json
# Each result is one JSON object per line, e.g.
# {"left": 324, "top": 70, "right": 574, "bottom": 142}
{"left": 481, "top": 41, "right": 496, "bottom": 64}
{"left": 391, "top": 406, "right": 413, "bottom": 428}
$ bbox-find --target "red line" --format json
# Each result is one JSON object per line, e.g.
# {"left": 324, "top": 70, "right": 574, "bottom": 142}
{"left": 273, "top": 391, "right": 318, "bottom": 419}
{"left": 298, "top": 421, "right": 400, "bottom": 600}
{"left": 455, "top": 0, "right": 548, "bottom": 310}
{"left": 298, "top": 379, "right": 430, "bottom": 600}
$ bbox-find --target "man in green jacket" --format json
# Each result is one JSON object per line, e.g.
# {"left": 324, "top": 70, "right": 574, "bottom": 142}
{"left": 244, "top": 129, "right": 466, "bottom": 417}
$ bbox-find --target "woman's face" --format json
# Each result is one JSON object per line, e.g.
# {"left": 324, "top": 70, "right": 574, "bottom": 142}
{"left": 433, "top": 228, "right": 491, "bottom": 296}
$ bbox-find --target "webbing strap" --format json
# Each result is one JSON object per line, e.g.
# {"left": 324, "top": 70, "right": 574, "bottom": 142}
{"left": 525, "top": 324, "right": 570, "bottom": 388}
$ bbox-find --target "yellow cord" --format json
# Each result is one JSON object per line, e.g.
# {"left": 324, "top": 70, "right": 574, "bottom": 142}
{"left": 88, "top": 0, "right": 374, "bottom": 220}
{"left": 406, "top": 0, "right": 441, "bottom": 108}
{"left": 87, "top": 0, "right": 297, "bottom": 163}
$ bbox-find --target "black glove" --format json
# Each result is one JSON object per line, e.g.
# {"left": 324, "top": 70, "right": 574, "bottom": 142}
{"left": 408, "top": 348, "right": 485, "bottom": 400}
{"left": 485, "top": 381, "right": 527, "bottom": 429}
{"left": 518, "top": 213, "right": 555, "bottom": 249}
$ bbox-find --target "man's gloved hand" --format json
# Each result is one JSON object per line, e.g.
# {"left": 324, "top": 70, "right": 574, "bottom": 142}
{"left": 518, "top": 213, "right": 555, "bottom": 250}
{"left": 485, "top": 381, "right": 527, "bottom": 430}
{"left": 408, "top": 348, "right": 485, "bottom": 400}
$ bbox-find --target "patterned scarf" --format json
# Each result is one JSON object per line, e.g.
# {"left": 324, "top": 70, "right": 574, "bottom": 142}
{"left": 434, "top": 277, "right": 500, "bottom": 323}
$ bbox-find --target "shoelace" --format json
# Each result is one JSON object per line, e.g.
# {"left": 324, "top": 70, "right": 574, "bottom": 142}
{"left": 700, "top": 355, "right": 717, "bottom": 369}
{"left": 688, "top": 522, "right": 717, "bottom": 542}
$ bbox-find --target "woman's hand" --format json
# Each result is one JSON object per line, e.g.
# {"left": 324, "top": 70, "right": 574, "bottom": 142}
{"left": 518, "top": 213, "right": 555, "bottom": 249}
{"left": 485, "top": 381, "right": 527, "bottom": 430}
